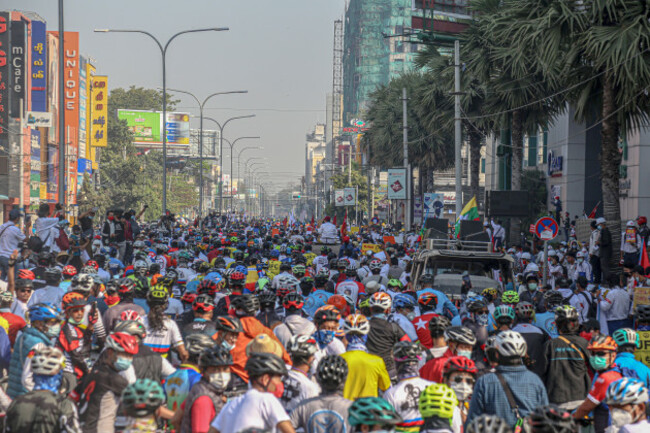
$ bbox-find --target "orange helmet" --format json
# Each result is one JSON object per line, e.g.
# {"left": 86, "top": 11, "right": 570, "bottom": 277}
{"left": 587, "top": 334, "right": 618, "bottom": 352}
{"left": 327, "top": 295, "right": 349, "bottom": 313}
{"left": 62, "top": 292, "right": 86, "bottom": 310}
{"left": 313, "top": 305, "right": 341, "bottom": 325}
{"left": 342, "top": 314, "right": 370, "bottom": 335}
{"left": 368, "top": 292, "right": 392, "bottom": 311}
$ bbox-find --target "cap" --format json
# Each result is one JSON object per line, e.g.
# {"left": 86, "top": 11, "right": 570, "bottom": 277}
{"left": 626, "top": 220, "right": 636, "bottom": 227}
{"left": 245, "top": 334, "right": 283, "bottom": 358}
{"left": 596, "top": 217, "right": 606, "bottom": 224}
{"left": 8, "top": 208, "right": 22, "bottom": 220}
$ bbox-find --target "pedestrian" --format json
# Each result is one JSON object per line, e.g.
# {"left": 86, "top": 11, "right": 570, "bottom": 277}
{"left": 0, "top": 209, "right": 28, "bottom": 280}
{"left": 589, "top": 220, "right": 602, "bottom": 284}
{"left": 596, "top": 218, "right": 613, "bottom": 281}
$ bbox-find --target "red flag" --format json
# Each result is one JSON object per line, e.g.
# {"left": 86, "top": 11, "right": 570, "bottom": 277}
{"left": 640, "top": 245, "right": 650, "bottom": 270}
{"left": 311, "top": 215, "right": 315, "bottom": 226}
{"left": 341, "top": 210, "right": 347, "bottom": 237}
{"left": 588, "top": 202, "right": 601, "bottom": 219}
{"left": 333, "top": 214, "right": 337, "bottom": 226}
{"left": 282, "top": 217, "right": 287, "bottom": 228}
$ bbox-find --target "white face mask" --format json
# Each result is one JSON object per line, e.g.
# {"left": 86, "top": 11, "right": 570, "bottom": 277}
{"left": 609, "top": 408, "right": 634, "bottom": 428}
{"left": 209, "top": 371, "right": 231, "bottom": 390}
{"left": 450, "top": 381, "right": 473, "bottom": 401}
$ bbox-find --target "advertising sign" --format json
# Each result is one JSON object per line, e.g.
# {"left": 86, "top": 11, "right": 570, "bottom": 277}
{"left": 343, "top": 187, "right": 356, "bottom": 206}
{"left": 10, "top": 19, "right": 26, "bottom": 118}
{"left": 30, "top": 20, "right": 47, "bottom": 112}
{"left": 334, "top": 189, "right": 345, "bottom": 207}
{"left": 90, "top": 76, "right": 107, "bottom": 147}
{"left": 62, "top": 31, "right": 79, "bottom": 204}
{"left": 26, "top": 111, "right": 52, "bottom": 127}
{"left": 423, "top": 192, "right": 444, "bottom": 217}
{"left": 387, "top": 168, "right": 407, "bottom": 199}
{"left": 47, "top": 32, "right": 58, "bottom": 143}
{"left": 118, "top": 110, "right": 161, "bottom": 144}
{"left": 414, "top": 196, "right": 423, "bottom": 224}
{"left": 633, "top": 288, "right": 650, "bottom": 310}
{"left": 548, "top": 150, "right": 563, "bottom": 177}
{"left": 361, "top": 243, "right": 383, "bottom": 255}
{"left": 166, "top": 112, "right": 190, "bottom": 145}
{"left": 78, "top": 56, "right": 87, "bottom": 157}
{"left": 0, "top": 13, "right": 8, "bottom": 137}
{"left": 636, "top": 330, "right": 650, "bottom": 367}
{"left": 30, "top": 130, "right": 41, "bottom": 199}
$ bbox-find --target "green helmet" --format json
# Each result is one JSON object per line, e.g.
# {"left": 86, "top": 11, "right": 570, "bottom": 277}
{"left": 494, "top": 305, "right": 515, "bottom": 323}
{"left": 121, "top": 379, "right": 166, "bottom": 418}
{"left": 256, "top": 277, "right": 270, "bottom": 292}
{"left": 348, "top": 397, "right": 402, "bottom": 427}
{"left": 612, "top": 328, "right": 640, "bottom": 349}
{"left": 387, "top": 279, "right": 403, "bottom": 289}
{"left": 292, "top": 264, "right": 306, "bottom": 276}
{"left": 501, "top": 291, "right": 519, "bottom": 304}
{"left": 179, "top": 251, "right": 192, "bottom": 261}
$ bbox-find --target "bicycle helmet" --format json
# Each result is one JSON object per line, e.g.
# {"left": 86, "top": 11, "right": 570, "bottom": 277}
{"left": 393, "top": 293, "right": 416, "bottom": 309}
{"left": 494, "top": 305, "right": 515, "bottom": 324}
{"left": 428, "top": 315, "right": 451, "bottom": 336}
{"left": 612, "top": 328, "right": 640, "bottom": 348}
{"left": 327, "top": 295, "right": 348, "bottom": 312}
{"left": 482, "top": 287, "right": 498, "bottom": 300}
{"left": 466, "top": 297, "right": 488, "bottom": 312}
{"left": 345, "top": 264, "right": 358, "bottom": 277}
{"left": 313, "top": 305, "right": 342, "bottom": 325}
{"left": 276, "top": 274, "right": 300, "bottom": 291}
{"left": 282, "top": 292, "right": 305, "bottom": 310}
{"left": 444, "top": 326, "right": 477, "bottom": 346}
{"left": 495, "top": 330, "right": 527, "bottom": 357}
{"left": 348, "top": 397, "right": 402, "bottom": 427}
{"left": 117, "top": 277, "right": 136, "bottom": 295}
{"left": 292, "top": 264, "right": 306, "bottom": 277}
{"left": 637, "top": 304, "right": 650, "bottom": 322}
{"left": 0, "top": 291, "right": 13, "bottom": 305}
{"left": 527, "top": 405, "right": 576, "bottom": 433}
{"left": 105, "top": 332, "right": 139, "bottom": 355}
{"left": 255, "top": 277, "right": 270, "bottom": 292}
{"left": 214, "top": 315, "right": 243, "bottom": 333}
{"left": 393, "top": 341, "right": 422, "bottom": 363}
{"left": 515, "top": 302, "right": 535, "bottom": 320}
{"left": 554, "top": 305, "right": 579, "bottom": 322}
{"left": 31, "top": 347, "right": 66, "bottom": 375}
{"left": 28, "top": 303, "right": 62, "bottom": 322}
{"left": 181, "top": 292, "right": 197, "bottom": 305}
{"left": 229, "top": 271, "right": 246, "bottom": 286}
{"left": 146, "top": 284, "right": 169, "bottom": 306}
{"left": 419, "top": 274, "right": 434, "bottom": 285}
{"left": 419, "top": 383, "right": 459, "bottom": 419}
{"left": 114, "top": 320, "right": 146, "bottom": 339}
{"left": 287, "top": 335, "right": 318, "bottom": 359}
{"left": 134, "top": 260, "right": 148, "bottom": 274}
{"left": 231, "top": 294, "right": 260, "bottom": 316}
{"left": 465, "top": 415, "right": 512, "bottom": 433}
{"left": 342, "top": 314, "right": 370, "bottom": 335}
{"left": 587, "top": 334, "right": 618, "bottom": 352}
{"left": 197, "top": 279, "right": 218, "bottom": 297}
{"left": 606, "top": 377, "right": 649, "bottom": 406}
{"left": 544, "top": 290, "right": 564, "bottom": 308}
{"left": 18, "top": 269, "right": 35, "bottom": 280}
{"left": 443, "top": 356, "right": 478, "bottom": 377}
{"left": 121, "top": 379, "right": 166, "bottom": 418}
{"left": 199, "top": 345, "right": 233, "bottom": 368}
{"left": 387, "top": 279, "right": 403, "bottom": 290}
{"left": 71, "top": 274, "right": 94, "bottom": 294}
{"left": 369, "top": 259, "right": 382, "bottom": 271}
{"left": 62, "top": 292, "right": 86, "bottom": 311}
{"left": 501, "top": 291, "right": 519, "bottom": 305}
{"left": 44, "top": 266, "right": 61, "bottom": 280}
{"left": 368, "top": 292, "right": 392, "bottom": 312}
{"left": 257, "top": 291, "right": 277, "bottom": 309}
{"left": 192, "top": 294, "right": 215, "bottom": 313}
{"left": 418, "top": 292, "right": 438, "bottom": 309}
{"left": 62, "top": 265, "right": 77, "bottom": 278}
{"left": 245, "top": 352, "right": 288, "bottom": 377}
{"left": 185, "top": 333, "right": 217, "bottom": 357}
{"left": 316, "top": 355, "right": 348, "bottom": 390}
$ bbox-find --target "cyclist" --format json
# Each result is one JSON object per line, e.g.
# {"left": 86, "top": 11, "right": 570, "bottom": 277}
{"left": 442, "top": 356, "right": 478, "bottom": 430}
{"left": 57, "top": 292, "right": 93, "bottom": 380}
{"left": 256, "top": 290, "right": 282, "bottom": 329}
{"left": 413, "top": 292, "right": 441, "bottom": 348}
{"left": 366, "top": 292, "right": 409, "bottom": 380}
{"left": 573, "top": 334, "right": 622, "bottom": 433}
{"left": 347, "top": 397, "right": 402, "bottom": 433}
{"left": 383, "top": 341, "right": 433, "bottom": 432}
{"left": 418, "top": 383, "right": 458, "bottom": 433}
{"left": 465, "top": 414, "right": 512, "bottom": 433}
{"left": 361, "top": 258, "right": 389, "bottom": 288}
{"left": 419, "top": 315, "right": 452, "bottom": 369}
{"left": 340, "top": 313, "right": 390, "bottom": 400}
{"left": 164, "top": 333, "right": 214, "bottom": 412}
{"left": 512, "top": 301, "right": 549, "bottom": 378}
{"left": 283, "top": 335, "right": 320, "bottom": 412}
{"left": 335, "top": 264, "right": 365, "bottom": 305}
{"left": 115, "top": 378, "right": 166, "bottom": 433}
{"left": 491, "top": 305, "right": 515, "bottom": 334}
{"left": 611, "top": 328, "right": 650, "bottom": 387}
{"left": 182, "top": 294, "right": 217, "bottom": 338}
{"left": 519, "top": 273, "right": 545, "bottom": 313}
{"left": 209, "top": 352, "right": 294, "bottom": 433}
{"left": 605, "top": 377, "right": 649, "bottom": 433}
{"left": 27, "top": 266, "right": 65, "bottom": 308}
{"left": 312, "top": 305, "right": 346, "bottom": 374}
{"left": 142, "top": 284, "right": 188, "bottom": 361}
{"left": 420, "top": 326, "right": 476, "bottom": 383}
{"left": 5, "top": 347, "right": 81, "bottom": 433}
{"left": 102, "top": 278, "right": 146, "bottom": 333}
{"left": 416, "top": 274, "right": 458, "bottom": 318}
{"left": 289, "top": 355, "right": 353, "bottom": 433}
{"left": 274, "top": 292, "right": 316, "bottom": 348}
{"left": 534, "top": 290, "right": 564, "bottom": 338}
{"left": 0, "top": 291, "right": 25, "bottom": 344}
{"left": 391, "top": 293, "right": 418, "bottom": 342}
{"left": 526, "top": 405, "right": 577, "bottom": 433}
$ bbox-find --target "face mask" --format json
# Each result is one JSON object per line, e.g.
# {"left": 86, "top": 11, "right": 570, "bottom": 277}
{"left": 475, "top": 313, "right": 489, "bottom": 326}
{"left": 598, "top": 225, "right": 602, "bottom": 230}
{"left": 68, "top": 317, "right": 83, "bottom": 326}
{"left": 108, "top": 216, "right": 114, "bottom": 221}
{"left": 406, "top": 311, "right": 416, "bottom": 321}
{"left": 33, "top": 372, "right": 63, "bottom": 393}
{"left": 114, "top": 356, "right": 133, "bottom": 371}
{"left": 314, "top": 330, "right": 336, "bottom": 349}
{"left": 267, "top": 380, "right": 284, "bottom": 399}
{"left": 104, "top": 295, "right": 120, "bottom": 306}
{"left": 610, "top": 407, "right": 634, "bottom": 428}
{"left": 578, "top": 258, "right": 584, "bottom": 264}
{"left": 457, "top": 349, "right": 473, "bottom": 359}
{"left": 45, "top": 323, "right": 61, "bottom": 338}
{"left": 450, "top": 381, "right": 473, "bottom": 401}
{"left": 528, "top": 283, "right": 538, "bottom": 291}
{"left": 209, "top": 372, "right": 231, "bottom": 390}
{"left": 221, "top": 340, "right": 235, "bottom": 351}
{"left": 589, "top": 355, "right": 608, "bottom": 371}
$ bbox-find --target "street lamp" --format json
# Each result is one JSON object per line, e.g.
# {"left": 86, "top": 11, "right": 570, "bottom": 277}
{"left": 200, "top": 115, "right": 256, "bottom": 213}
{"left": 236, "top": 146, "right": 263, "bottom": 191}
{"left": 224, "top": 136, "right": 261, "bottom": 210}
{"left": 94, "top": 27, "right": 228, "bottom": 213}
{"left": 167, "top": 89, "right": 247, "bottom": 222}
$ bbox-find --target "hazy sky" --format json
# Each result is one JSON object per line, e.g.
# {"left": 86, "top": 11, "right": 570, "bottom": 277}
{"left": 8, "top": 0, "right": 345, "bottom": 193}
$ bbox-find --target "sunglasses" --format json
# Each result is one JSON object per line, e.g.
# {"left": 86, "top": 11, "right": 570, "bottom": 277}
{"left": 452, "top": 376, "right": 475, "bottom": 386}
{"left": 476, "top": 310, "right": 489, "bottom": 315}
{"left": 592, "top": 351, "right": 610, "bottom": 357}
{"left": 18, "top": 288, "right": 33, "bottom": 293}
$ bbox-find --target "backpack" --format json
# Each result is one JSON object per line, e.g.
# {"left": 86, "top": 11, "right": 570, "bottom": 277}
{"left": 565, "top": 291, "right": 597, "bottom": 319}
{"left": 56, "top": 228, "right": 70, "bottom": 251}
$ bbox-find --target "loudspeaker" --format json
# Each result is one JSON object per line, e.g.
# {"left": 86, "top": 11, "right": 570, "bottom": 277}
{"left": 486, "top": 191, "right": 530, "bottom": 217}
{"left": 425, "top": 218, "right": 448, "bottom": 239}
{"left": 459, "top": 220, "right": 484, "bottom": 239}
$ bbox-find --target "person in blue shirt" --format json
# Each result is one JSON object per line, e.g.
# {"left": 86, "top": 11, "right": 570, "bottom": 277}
{"left": 534, "top": 290, "right": 564, "bottom": 339}
{"left": 164, "top": 333, "right": 213, "bottom": 412}
{"left": 416, "top": 274, "right": 459, "bottom": 319}
{"left": 612, "top": 328, "right": 650, "bottom": 388}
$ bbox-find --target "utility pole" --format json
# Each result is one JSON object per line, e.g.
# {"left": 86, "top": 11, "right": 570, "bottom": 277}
{"left": 402, "top": 87, "right": 410, "bottom": 231}
{"left": 454, "top": 39, "right": 462, "bottom": 218}
{"left": 58, "top": 0, "right": 66, "bottom": 206}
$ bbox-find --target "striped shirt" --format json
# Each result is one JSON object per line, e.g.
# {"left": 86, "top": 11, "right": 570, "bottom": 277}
{"left": 143, "top": 316, "right": 183, "bottom": 356}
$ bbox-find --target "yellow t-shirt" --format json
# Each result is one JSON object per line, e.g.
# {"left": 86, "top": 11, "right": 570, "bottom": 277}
{"left": 267, "top": 260, "right": 281, "bottom": 280}
{"left": 341, "top": 350, "right": 391, "bottom": 400}
{"left": 245, "top": 266, "right": 259, "bottom": 285}
{"left": 303, "top": 253, "right": 316, "bottom": 267}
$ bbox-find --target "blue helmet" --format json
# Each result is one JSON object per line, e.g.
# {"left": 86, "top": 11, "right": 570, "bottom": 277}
{"left": 29, "top": 303, "right": 62, "bottom": 322}
{"left": 204, "top": 272, "right": 223, "bottom": 285}
{"left": 235, "top": 265, "right": 249, "bottom": 276}
{"left": 270, "top": 250, "right": 280, "bottom": 258}
{"left": 393, "top": 293, "right": 416, "bottom": 309}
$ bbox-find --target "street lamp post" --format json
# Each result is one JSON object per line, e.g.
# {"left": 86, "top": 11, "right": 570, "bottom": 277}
{"left": 236, "top": 146, "right": 263, "bottom": 192}
{"left": 94, "top": 27, "right": 228, "bottom": 213}
{"left": 167, "top": 89, "right": 247, "bottom": 223}
{"left": 226, "top": 137, "right": 260, "bottom": 210}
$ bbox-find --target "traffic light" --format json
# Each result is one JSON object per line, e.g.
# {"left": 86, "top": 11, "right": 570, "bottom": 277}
{"left": 291, "top": 192, "right": 301, "bottom": 200}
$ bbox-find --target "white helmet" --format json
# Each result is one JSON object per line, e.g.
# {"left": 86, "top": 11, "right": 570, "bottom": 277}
{"left": 368, "top": 292, "right": 392, "bottom": 311}
{"left": 31, "top": 347, "right": 65, "bottom": 375}
{"left": 133, "top": 240, "right": 146, "bottom": 248}
{"left": 521, "top": 252, "right": 532, "bottom": 261}
{"left": 71, "top": 273, "right": 94, "bottom": 293}
{"left": 576, "top": 250, "right": 586, "bottom": 259}
{"left": 134, "top": 260, "right": 148, "bottom": 271}
{"left": 342, "top": 313, "right": 370, "bottom": 335}
{"left": 606, "top": 377, "right": 649, "bottom": 406}
{"left": 495, "top": 330, "right": 527, "bottom": 357}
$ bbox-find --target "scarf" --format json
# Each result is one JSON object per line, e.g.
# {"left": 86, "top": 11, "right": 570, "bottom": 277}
{"left": 347, "top": 334, "right": 367, "bottom": 352}
{"left": 33, "top": 372, "right": 62, "bottom": 393}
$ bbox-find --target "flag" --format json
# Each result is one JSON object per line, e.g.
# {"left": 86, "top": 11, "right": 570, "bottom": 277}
{"left": 454, "top": 196, "right": 480, "bottom": 238}
{"left": 311, "top": 215, "right": 314, "bottom": 226}
{"left": 640, "top": 245, "right": 650, "bottom": 270}
{"left": 341, "top": 209, "right": 348, "bottom": 237}
{"left": 282, "top": 217, "right": 287, "bottom": 228}
{"left": 289, "top": 211, "right": 296, "bottom": 227}
{"left": 588, "top": 202, "right": 601, "bottom": 219}
{"left": 333, "top": 214, "right": 337, "bottom": 226}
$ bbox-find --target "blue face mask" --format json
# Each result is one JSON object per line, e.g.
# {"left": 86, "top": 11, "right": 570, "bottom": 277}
{"left": 33, "top": 372, "right": 62, "bottom": 393}
{"left": 314, "top": 330, "right": 336, "bottom": 349}
{"left": 475, "top": 313, "right": 489, "bottom": 326}
{"left": 221, "top": 340, "right": 235, "bottom": 351}
{"left": 114, "top": 356, "right": 133, "bottom": 371}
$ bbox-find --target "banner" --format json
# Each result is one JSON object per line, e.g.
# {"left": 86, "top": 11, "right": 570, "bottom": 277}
{"left": 26, "top": 111, "right": 52, "bottom": 127}
{"left": 423, "top": 192, "right": 444, "bottom": 217}
{"left": 30, "top": 20, "right": 47, "bottom": 112}
{"left": 78, "top": 57, "right": 87, "bottom": 157}
{"left": 387, "top": 168, "right": 407, "bottom": 199}
{"left": 334, "top": 189, "right": 345, "bottom": 207}
{"left": 30, "top": 130, "right": 41, "bottom": 199}
{"left": 10, "top": 19, "right": 26, "bottom": 118}
{"left": 343, "top": 187, "right": 356, "bottom": 206}
{"left": 0, "top": 13, "right": 8, "bottom": 136}
{"left": 47, "top": 32, "right": 58, "bottom": 143}
{"left": 636, "top": 330, "right": 650, "bottom": 367}
{"left": 633, "top": 287, "right": 650, "bottom": 310}
{"left": 361, "top": 243, "right": 383, "bottom": 254}
{"left": 166, "top": 112, "right": 190, "bottom": 145}
{"left": 117, "top": 109, "right": 190, "bottom": 147}
{"left": 90, "top": 76, "right": 107, "bottom": 147}
{"left": 414, "top": 196, "right": 423, "bottom": 224}
{"left": 62, "top": 31, "right": 79, "bottom": 204}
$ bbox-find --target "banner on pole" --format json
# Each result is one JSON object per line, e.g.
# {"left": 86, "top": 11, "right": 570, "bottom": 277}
{"left": 387, "top": 168, "right": 407, "bottom": 199}
{"left": 334, "top": 190, "right": 345, "bottom": 207}
{"left": 343, "top": 187, "right": 356, "bottom": 206}
{"left": 423, "top": 193, "right": 444, "bottom": 218}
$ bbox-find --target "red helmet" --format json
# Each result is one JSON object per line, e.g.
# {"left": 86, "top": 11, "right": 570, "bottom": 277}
{"left": 62, "top": 292, "right": 86, "bottom": 310}
{"left": 62, "top": 265, "right": 77, "bottom": 278}
{"left": 120, "top": 309, "right": 142, "bottom": 322}
{"left": 198, "top": 279, "right": 218, "bottom": 296}
{"left": 327, "top": 295, "right": 348, "bottom": 312}
{"left": 638, "top": 216, "right": 647, "bottom": 225}
{"left": 418, "top": 292, "right": 439, "bottom": 308}
{"left": 282, "top": 292, "right": 305, "bottom": 310}
{"left": 443, "top": 356, "right": 478, "bottom": 377}
{"left": 85, "top": 260, "right": 99, "bottom": 270}
{"left": 105, "top": 332, "right": 139, "bottom": 355}
{"left": 181, "top": 292, "right": 198, "bottom": 304}
{"left": 18, "top": 269, "right": 35, "bottom": 280}
{"left": 230, "top": 271, "right": 246, "bottom": 283}
{"left": 192, "top": 294, "right": 215, "bottom": 312}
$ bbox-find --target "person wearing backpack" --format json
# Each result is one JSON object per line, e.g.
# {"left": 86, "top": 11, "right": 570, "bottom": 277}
{"left": 567, "top": 276, "right": 596, "bottom": 323}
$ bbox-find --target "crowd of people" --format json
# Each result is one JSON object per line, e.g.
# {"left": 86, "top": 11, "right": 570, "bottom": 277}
{"left": 0, "top": 203, "right": 647, "bottom": 433}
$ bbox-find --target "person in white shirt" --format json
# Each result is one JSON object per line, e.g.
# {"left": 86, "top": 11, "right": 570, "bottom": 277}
{"left": 209, "top": 352, "right": 295, "bottom": 433}
{"left": 599, "top": 274, "right": 633, "bottom": 335}
{"left": 282, "top": 335, "right": 320, "bottom": 412}
{"left": 318, "top": 216, "right": 339, "bottom": 244}
{"left": 0, "top": 209, "right": 27, "bottom": 280}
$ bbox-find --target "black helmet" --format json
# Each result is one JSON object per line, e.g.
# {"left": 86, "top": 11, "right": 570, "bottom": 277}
{"left": 544, "top": 290, "right": 564, "bottom": 308}
{"left": 637, "top": 304, "right": 650, "bottom": 322}
{"left": 428, "top": 315, "right": 451, "bottom": 337}
{"left": 44, "top": 266, "right": 61, "bottom": 281}
{"left": 527, "top": 405, "right": 576, "bottom": 433}
{"left": 214, "top": 315, "right": 243, "bottom": 333}
{"left": 245, "top": 352, "right": 288, "bottom": 378}
{"left": 256, "top": 291, "right": 277, "bottom": 309}
{"left": 185, "top": 333, "right": 216, "bottom": 357}
{"left": 231, "top": 294, "right": 260, "bottom": 316}
{"left": 419, "top": 274, "right": 434, "bottom": 285}
{"left": 465, "top": 414, "right": 512, "bottom": 433}
{"left": 393, "top": 341, "right": 422, "bottom": 363}
{"left": 199, "top": 346, "right": 233, "bottom": 368}
{"left": 316, "top": 355, "right": 348, "bottom": 391}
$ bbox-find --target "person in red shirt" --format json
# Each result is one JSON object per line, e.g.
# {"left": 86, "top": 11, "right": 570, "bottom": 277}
{"left": 573, "top": 334, "right": 622, "bottom": 433}
{"left": 412, "top": 292, "right": 441, "bottom": 348}
{"left": 0, "top": 291, "right": 25, "bottom": 344}
{"left": 420, "top": 326, "right": 476, "bottom": 383}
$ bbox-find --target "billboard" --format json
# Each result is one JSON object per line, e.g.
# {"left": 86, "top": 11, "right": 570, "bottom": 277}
{"left": 30, "top": 20, "right": 47, "bottom": 112}
{"left": 117, "top": 109, "right": 190, "bottom": 148}
{"left": 30, "top": 130, "right": 41, "bottom": 200}
{"left": 343, "top": 187, "right": 356, "bottom": 206}
{"left": 61, "top": 31, "right": 79, "bottom": 204}
{"left": 423, "top": 192, "right": 444, "bottom": 217}
{"left": 90, "top": 76, "right": 107, "bottom": 147}
{"left": 334, "top": 189, "right": 345, "bottom": 207}
{"left": 387, "top": 168, "right": 407, "bottom": 199}
{"left": 79, "top": 56, "right": 87, "bottom": 157}
{"left": 47, "top": 31, "right": 58, "bottom": 143}
{"left": 10, "top": 19, "right": 26, "bottom": 118}
{"left": 0, "top": 13, "right": 9, "bottom": 139}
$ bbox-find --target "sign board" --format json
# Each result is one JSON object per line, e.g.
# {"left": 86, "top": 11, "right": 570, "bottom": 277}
{"left": 414, "top": 196, "right": 423, "bottom": 224}
{"left": 633, "top": 288, "right": 650, "bottom": 310}
{"left": 271, "top": 228, "right": 280, "bottom": 237}
{"left": 343, "top": 187, "right": 356, "bottom": 206}
{"left": 423, "top": 193, "right": 444, "bottom": 217}
{"left": 529, "top": 224, "right": 535, "bottom": 234}
{"left": 387, "top": 168, "right": 407, "bottom": 199}
{"left": 548, "top": 150, "right": 563, "bottom": 177}
{"left": 535, "top": 217, "right": 559, "bottom": 241}
{"left": 636, "top": 330, "right": 650, "bottom": 367}
{"left": 334, "top": 190, "right": 345, "bottom": 207}
{"left": 26, "top": 111, "right": 52, "bottom": 127}
{"left": 361, "top": 243, "right": 383, "bottom": 254}
{"left": 383, "top": 235, "right": 396, "bottom": 245}
{"left": 90, "top": 76, "right": 108, "bottom": 147}
{"left": 349, "top": 227, "right": 359, "bottom": 234}
{"left": 117, "top": 109, "right": 190, "bottom": 147}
